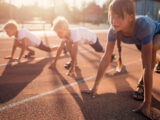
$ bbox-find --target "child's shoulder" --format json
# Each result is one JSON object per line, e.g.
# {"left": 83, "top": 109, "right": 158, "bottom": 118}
{"left": 135, "top": 16, "right": 156, "bottom": 31}
{"left": 136, "top": 16, "right": 155, "bottom": 26}
{"left": 135, "top": 16, "right": 158, "bottom": 38}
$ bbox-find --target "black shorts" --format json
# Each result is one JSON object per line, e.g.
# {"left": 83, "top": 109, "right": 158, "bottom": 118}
{"left": 89, "top": 38, "right": 104, "bottom": 52}
{"left": 37, "top": 41, "right": 51, "bottom": 52}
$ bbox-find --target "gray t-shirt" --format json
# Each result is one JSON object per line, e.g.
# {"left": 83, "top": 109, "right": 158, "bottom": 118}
{"left": 108, "top": 16, "right": 160, "bottom": 48}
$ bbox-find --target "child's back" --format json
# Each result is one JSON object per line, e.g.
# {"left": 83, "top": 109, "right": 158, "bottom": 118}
{"left": 16, "top": 29, "right": 41, "bottom": 47}
{"left": 69, "top": 27, "right": 97, "bottom": 44}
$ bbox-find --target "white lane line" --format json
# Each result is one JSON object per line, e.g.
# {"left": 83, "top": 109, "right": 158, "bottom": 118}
{"left": 0, "top": 59, "right": 140, "bottom": 111}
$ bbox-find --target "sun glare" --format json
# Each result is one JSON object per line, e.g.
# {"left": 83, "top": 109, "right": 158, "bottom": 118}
{"left": 22, "top": 0, "right": 52, "bottom": 8}
{"left": 6, "top": 0, "right": 107, "bottom": 9}
{"left": 6, "top": 0, "right": 96, "bottom": 9}
{"left": 6, "top": 0, "right": 53, "bottom": 8}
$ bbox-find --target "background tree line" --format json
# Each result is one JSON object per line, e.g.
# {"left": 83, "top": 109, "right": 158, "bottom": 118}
{"left": 0, "top": 0, "right": 112, "bottom": 24}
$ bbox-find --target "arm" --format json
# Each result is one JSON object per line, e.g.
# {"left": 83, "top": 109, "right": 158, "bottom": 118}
{"left": 18, "top": 38, "right": 28, "bottom": 61}
{"left": 92, "top": 40, "right": 115, "bottom": 92}
{"left": 141, "top": 41, "right": 153, "bottom": 103}
{"left": 10, "top": 39, "right": 18, "bottom": 59}
{"left": 52, "top": 41, "right": 65, "bottom": 67}
{"left": 69, "top": 42, "right": 78, "bottom": 73}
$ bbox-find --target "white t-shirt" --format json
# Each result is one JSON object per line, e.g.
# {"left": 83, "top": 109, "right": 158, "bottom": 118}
{"left": 62, "top": 27, "right": 97, "bottom": 44}
{"left": 16, "top": 29, "right": 41, "bottom": 47}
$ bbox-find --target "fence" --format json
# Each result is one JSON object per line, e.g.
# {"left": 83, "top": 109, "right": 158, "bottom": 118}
{"left": 135, "top": 0, "right": 160, "bottom": 21}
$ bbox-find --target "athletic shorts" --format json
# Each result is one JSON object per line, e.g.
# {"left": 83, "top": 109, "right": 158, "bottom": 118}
{"left": 37, "top": 41, "right": 51, "bottom": 52}
{"left": 89, "top": 38, "right": 104, "bottom": 52}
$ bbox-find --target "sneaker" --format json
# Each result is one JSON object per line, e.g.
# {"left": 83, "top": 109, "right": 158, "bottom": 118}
{"left": 24, "top": 51, "right": 35, "bottom": 58}
{"left": 155, "top": 62, "right": 160, "bottom": 73}
{"left": 64, "top": 61, "right": 71, "bottom": 69}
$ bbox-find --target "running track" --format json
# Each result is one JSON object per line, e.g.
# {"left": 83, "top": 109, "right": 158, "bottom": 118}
{"left": 0, "top": 30, "right": 160, "bottom": 120}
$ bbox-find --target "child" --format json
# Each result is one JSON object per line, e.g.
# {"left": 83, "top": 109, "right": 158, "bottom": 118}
{"left": 3, "top": 20, "right": 58, "bottom": 62}
{"left": 82, "top": 0, "right": 160, "bottom": 119}
{"left": 50, "top": 16, "right": 105, "bottom": 75}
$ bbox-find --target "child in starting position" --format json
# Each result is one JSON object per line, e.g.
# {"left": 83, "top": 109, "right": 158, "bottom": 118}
{"left": 82, "top": 0, "right": 160, "bottom": 119}
{"left": 50, "top": 17, "right": 105, "bottom": 75}
{"left": 3, "top": 20, "right": 58, "bottom": 62}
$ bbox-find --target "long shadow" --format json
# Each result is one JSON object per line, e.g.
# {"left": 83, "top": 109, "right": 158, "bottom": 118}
{"left": 52, "top": 68, "right": 92, "bottom": 120}
{"left": 107, "top": 67, "right": 160, "bottom": 119}
{"left": 51, "top": 68, "right": 149, "bottom": 120}
{"left": 78, "top": 51, "right": 100, "bottom": 69}
{"left": 0, "top": 58, "right": 49, "bottom": 103}
{"left": 79, "top": 50, "right": 118, "bottom": 73}
{"left": 78, "top": 46, "right": 106, "bottom": 70}
{"left": 78, "top": 44, "right": 118, "bottom": 70}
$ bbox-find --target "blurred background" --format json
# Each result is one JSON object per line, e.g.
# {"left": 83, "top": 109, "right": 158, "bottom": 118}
{"left": 0, "top": 0, "right": 160, "bottom": 31}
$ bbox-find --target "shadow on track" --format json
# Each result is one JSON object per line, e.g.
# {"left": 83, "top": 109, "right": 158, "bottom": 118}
{"left": 0, "top": 58, "right": 49, "bottom": 103}
{"left": 50, "top": 67, "right": 159, "bottom": 120}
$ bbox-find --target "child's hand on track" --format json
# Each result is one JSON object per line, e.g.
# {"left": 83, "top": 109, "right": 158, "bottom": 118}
{"left": 49, "top": 62, "right": 56, "bottom": 69}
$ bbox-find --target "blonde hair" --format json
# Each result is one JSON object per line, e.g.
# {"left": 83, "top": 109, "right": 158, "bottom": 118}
{"left": 52, "top": 16, "right": 69, "bottom": 31}
{"left": 3, "top": 20, "right": 18, "bottom": 30}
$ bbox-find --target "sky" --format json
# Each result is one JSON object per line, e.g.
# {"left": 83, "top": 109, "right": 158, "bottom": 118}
{"left": 4, "top": 0, "right": 108, "bottom": 8}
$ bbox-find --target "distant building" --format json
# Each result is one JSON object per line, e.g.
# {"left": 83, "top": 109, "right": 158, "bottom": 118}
{"left": 134, "top": 0, "right": 160, "bottom": 21}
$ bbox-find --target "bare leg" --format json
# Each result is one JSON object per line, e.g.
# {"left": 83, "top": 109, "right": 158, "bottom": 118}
{"left": 133, "top": 49, "right": 156, "bottom": 118}
{"left": 137, "top": 52, "right": 160, "bottom": 85}
{"left": 134, "top": 34, "right": 160, "bottom": 119}
{"left": 134, "top": 35, "right": 160, "bottom": 99}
